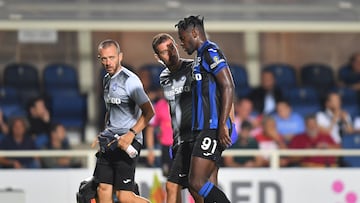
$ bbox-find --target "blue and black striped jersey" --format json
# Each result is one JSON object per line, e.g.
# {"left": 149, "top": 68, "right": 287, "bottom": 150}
{"left": 191, "top": 40, "right": 232, "bottom": 130}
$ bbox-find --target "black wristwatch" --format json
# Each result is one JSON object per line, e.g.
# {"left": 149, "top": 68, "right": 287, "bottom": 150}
{"left": 129, "top": 128, "right": 137, "bottom": 135}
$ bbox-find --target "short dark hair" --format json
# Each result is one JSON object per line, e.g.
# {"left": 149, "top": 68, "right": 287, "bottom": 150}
{"left": 97, "top": 39, "right": 121, "bottom": 57}
{"left": 241, "top": 120, "right": 253, "bottom": 130}
{"left": 27, "top": 96, "right": 45, "bottom": 112}
{"left": 152, "top": 33, "right": 175, "bottom": 54}
{"left": 175, "top": 15, "right": 204, "bottom": 32}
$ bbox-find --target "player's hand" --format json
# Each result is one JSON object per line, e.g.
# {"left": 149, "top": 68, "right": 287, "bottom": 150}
{"left": 218, "top": 124, "right": 232, "bottom": 148}
{"left": 117, "top": 132, "right": 133, "bottom": 151}
{"left": 147, "top": 150, "right": 155, "bottom": 166}
{"left": 91, "top": 136, "right": 99, "bottom": 148}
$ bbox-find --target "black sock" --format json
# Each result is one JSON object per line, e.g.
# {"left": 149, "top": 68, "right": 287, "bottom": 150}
{"left": 199, "top": 181, "right": 230, "bottom": 203}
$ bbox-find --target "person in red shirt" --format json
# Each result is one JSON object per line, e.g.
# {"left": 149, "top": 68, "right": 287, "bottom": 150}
{"left": 288, "top": 114, "right": 340, "bottom": 167}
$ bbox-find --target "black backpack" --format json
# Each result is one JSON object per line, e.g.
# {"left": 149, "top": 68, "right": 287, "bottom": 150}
{"left": 76, "top": 176, "right": 98, "bottom": 203}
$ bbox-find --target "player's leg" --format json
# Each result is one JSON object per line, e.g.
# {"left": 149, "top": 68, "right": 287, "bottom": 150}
{"left": 116, "top": 190, "right": 150, "bottom": 203}
{"left": 189, "top": 130, "right": 230, "bottom": 203}
{"left": 93, "top": 153, "right": 115, "bottom": 203}
{"left": 166, "top": 143, "right": 185, "bottom": 203}
{"left": 166, "top": 181, "right": 182, "bottom": 203}
{"left": 97, "top": 183, "right": 113, "bottom": 203}
{"left": 113, "top": 149, "right": 151, "bottom": 203}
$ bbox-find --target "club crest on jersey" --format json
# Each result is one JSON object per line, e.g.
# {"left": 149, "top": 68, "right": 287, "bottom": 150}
{"left": 111, "top": 83, "right": 120, "bottom": 91}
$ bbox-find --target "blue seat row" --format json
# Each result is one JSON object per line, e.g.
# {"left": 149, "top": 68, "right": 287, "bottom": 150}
{"left": 0, "top": 62, "right": 86, "bottom": 129}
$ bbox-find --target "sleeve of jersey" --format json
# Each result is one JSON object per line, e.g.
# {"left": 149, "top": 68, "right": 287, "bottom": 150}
{"left": 126, "top": 75, "right": 151, "bottom": 106}
{"left": 204, "top": 47, "right": 228, "bottom": 75}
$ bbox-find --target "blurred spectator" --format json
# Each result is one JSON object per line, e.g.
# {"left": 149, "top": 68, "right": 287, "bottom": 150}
{"left": 338, "top": 52, "right": 360, "bottom": 92}
{"left": 288, "top": 115, "right": 340, "bottom": 167}
{"left": 145, "top": 97, "right": 173, "bottom": 176}
{"left": 27, "top": 96, "right": 52, "bottom": 148}
{"left": 249, "top": 70, "right": 283, "bottom": 115}
{"left": 137, "top": 67, "right": 161, "bottom": 103}
{"left": 233, "top": 98, "right": 260, "bottom": 132}
{"left": 223, "top": 120, "right": 262, "bottom": 167}
{"left": 354, "top": 116, "right": 360, "bottom": 134}
{"left": 0, "top": 117, "right": 40, "bottom": 169}
{"left": 0, "top": 109, "right": 9, "bottom": 139}
{"left": 254, "top": 116, "right": 288, "bottom": 167}
{"left": 41, "top": 123, "right": 81, "bottom": 168}
{"left": 316, "top": 92, "right": 353, "bottom": 144}
{"left": 273, "top": 100, "right": 305, "bottom": 143}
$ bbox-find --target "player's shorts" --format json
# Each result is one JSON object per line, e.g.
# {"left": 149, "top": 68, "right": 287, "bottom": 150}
{"left": 93, "top": 140, "right": 142, "bottom": 191}
{"left": 161, "top": 145, "right": 172, "bottom": 177}
{"left": 192, "top": 129, "right": 224, "bottom": 167}
{"left": 167, "top": 141, "right": 194, "bottom": 188}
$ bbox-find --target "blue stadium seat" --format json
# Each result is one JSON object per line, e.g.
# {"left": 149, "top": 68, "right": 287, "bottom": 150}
{"left": 229, "top": 63, "right": 250, "bottom": 98}
{"left": 283, "top": 86, "right": 321, "bottom": 117}
{"left": 263, "top": 63, "right": 297, "bottom": 88}
{"left": 0, "top": 86, "right": 25, "bottom": 118}
{"left": 3, "top": 63, "right": 41, "bottom": 103}
{"left": 43, "top": 63, "right": 79, "bottom": 96}
{"left": 49, "top": 93, "right": 87, "bottom": 129}
{"left": 343, "top": 104, "right": 359, "bottom": 120}
{"left": 300, "top": 63, "right": 335, "bottom": 98}
{"left": 331, "top": 87, "right": 358, "bottom": 105}
{"left": 341, "top": 134, "right": 360, "bottom": 167}
{"left": 338, "top": 64, "right": 360, "bottom": 86}
{"left": 283, "top": 86, "right": 320, "bottom": 105}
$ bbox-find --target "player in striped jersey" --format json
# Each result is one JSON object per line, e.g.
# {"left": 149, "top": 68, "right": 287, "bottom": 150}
{"left": 152, "top": 33, "right": 211, "bottom": 203}
{"left": 176, "top": 15, "right": 235, "bottom": 203}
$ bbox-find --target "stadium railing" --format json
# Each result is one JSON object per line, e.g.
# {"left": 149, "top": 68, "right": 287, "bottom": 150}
{"left": 1, "top": 149, "right": 360, "bottom": 169}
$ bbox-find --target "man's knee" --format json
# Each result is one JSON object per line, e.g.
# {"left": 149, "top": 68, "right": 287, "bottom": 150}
{"left": 97, "top": 183, "right": 112, "bottom": 198}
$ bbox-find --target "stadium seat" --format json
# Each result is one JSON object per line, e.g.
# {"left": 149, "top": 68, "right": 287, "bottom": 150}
{"left": 300, "top": 63, "right": 335, "bottom": 99}
{"left": 342, "top": 104, "right": 359, "bottom": 120}
{"left": 49, "top": 93, "right": 87, "bottom": 129}
{"left": 3, "top": 63, "right": 41, "bottom": 103}
{"left": 263, "top": 63, "right": 297, "bottom": 88}
{"left": 43, "top": 63, "right": 79, "bottom": 96}
{"left": 229, "top": 63, "right": 250, "bottom": 98}
{"left": 331, "top": 87, "right": 358, "bottom": 105}
{"left": 0, "top": 86, "right": 26, "bottom": 118}
{"left": 283, "top": 86, "right": 321, "bottom": 117}
{"left": 341, "top": 134, "right": 360, "bottom": 167}
{"left": 338, "top": 64, "right": 360, "bottom": 86}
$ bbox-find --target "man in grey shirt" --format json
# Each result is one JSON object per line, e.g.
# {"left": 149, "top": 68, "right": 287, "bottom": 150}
{"left": 94, "top": 39, "right": 154, "bottom": 203}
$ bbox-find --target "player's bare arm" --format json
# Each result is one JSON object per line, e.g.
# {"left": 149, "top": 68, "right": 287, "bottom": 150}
{"left": 215, "top": 66, "right": 234, "bottom": 148}
{"left": 117, "top": 101, "right": 154, "bottom": 150}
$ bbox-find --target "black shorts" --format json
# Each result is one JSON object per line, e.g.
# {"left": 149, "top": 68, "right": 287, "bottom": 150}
{"left": 192, "top": 129, "right": 224, "bottom": 166}
{"left": 93, "top": 140, "right": 141, "bottom": 191}
{"left": 167, "top": 141, "right": 194, "bottom": 188}
{"left": 161, "top": 145, "right": 172, "bottom": 177}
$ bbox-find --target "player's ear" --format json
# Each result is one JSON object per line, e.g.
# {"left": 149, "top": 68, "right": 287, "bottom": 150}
{"left": 191, "top": 27, "right": 198, "bottom": 38}
{"left": 118, "top": 52, "right": 123, "bottom": 61}
{"left": 154, "top": 53, "right": 160, "bottom": 61}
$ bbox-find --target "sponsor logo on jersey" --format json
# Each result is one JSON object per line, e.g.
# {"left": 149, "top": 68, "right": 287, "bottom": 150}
{"left": 106, "top": 97, "right": 121, "bottom": 104}
{"left": 210, "top": 56, "right": 225, "bottom": 69}
{"left": 164, "top": 85, "right": 191, "bottom": 97}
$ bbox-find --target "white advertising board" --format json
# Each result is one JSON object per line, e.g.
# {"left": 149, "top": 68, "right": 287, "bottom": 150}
{"left": 0, "top": 168, "right": 359, "bottom": 203}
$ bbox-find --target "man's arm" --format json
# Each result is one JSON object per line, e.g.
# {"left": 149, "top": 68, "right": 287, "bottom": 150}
{"left": 117, "top": 101, "right": 155, "bottom": 150}
{"left": 215, "top": 67, "right": 235, "bottom": 147}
